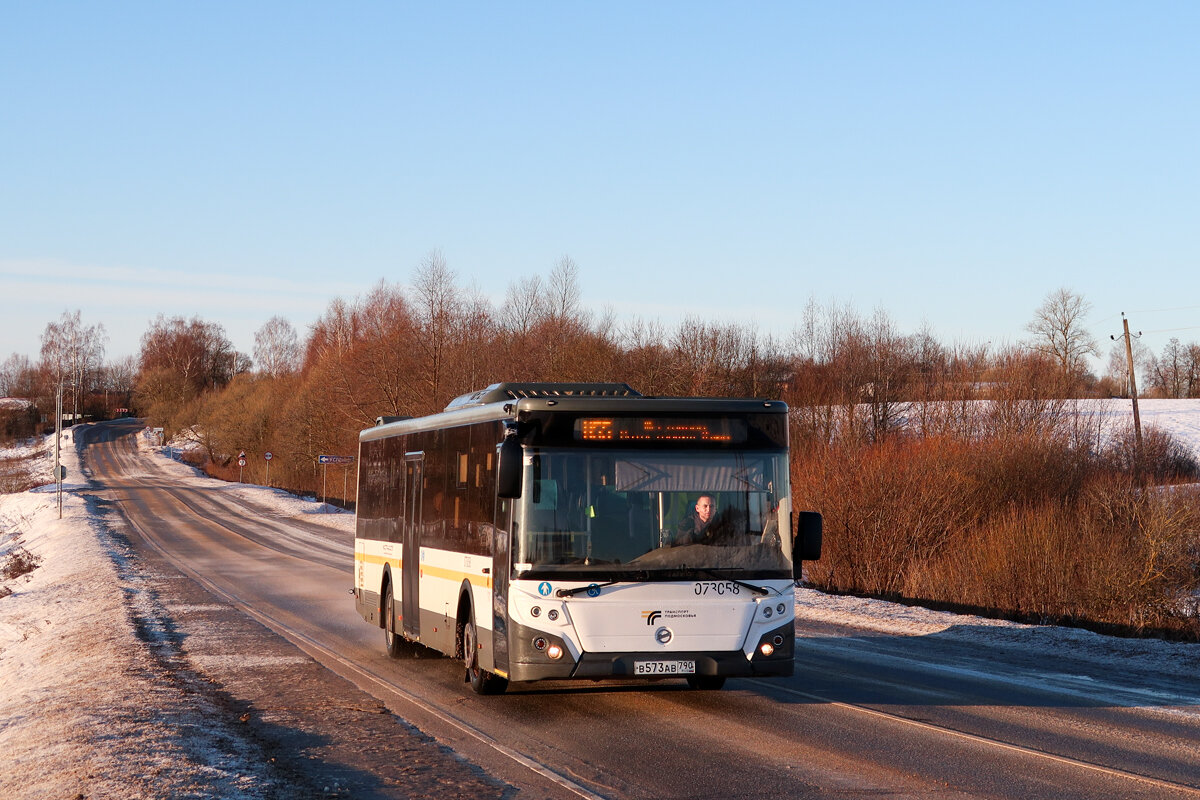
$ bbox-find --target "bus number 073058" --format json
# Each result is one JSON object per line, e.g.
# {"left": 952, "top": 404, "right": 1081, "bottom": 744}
{"left": 694, "top": 581, "right": 740, "bottom": 596}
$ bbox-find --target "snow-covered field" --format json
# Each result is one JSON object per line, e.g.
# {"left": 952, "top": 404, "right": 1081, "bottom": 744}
{"left": 2, "top": 399, "right": 1199, "bottom": 798}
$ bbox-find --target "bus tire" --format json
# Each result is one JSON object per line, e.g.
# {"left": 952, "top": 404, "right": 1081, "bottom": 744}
{"left": 687, "top": 675, "right": 726, "bottom": 690}
{"left": 383, "top": 580, "right": 406, "bottom": 659}
{"left": 463, "top": 611, "right": 507, "bottom": 695}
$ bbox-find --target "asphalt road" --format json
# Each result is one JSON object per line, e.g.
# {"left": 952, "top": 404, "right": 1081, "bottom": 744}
{"left": 81, "top": 420, "right": 1200, "bottom": 800}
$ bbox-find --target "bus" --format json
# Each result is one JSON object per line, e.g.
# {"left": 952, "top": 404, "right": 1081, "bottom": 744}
{"left": 352, "top": 382, "right": 822, "bottom": 694}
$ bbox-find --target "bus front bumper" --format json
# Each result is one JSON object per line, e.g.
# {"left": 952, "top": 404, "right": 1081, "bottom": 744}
{"left": 506, "top": 620, "right": 795, "bottom": 683}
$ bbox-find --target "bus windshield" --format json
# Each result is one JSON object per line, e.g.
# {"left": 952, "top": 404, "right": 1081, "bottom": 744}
{"left": 512, "top": 448, "right": 793, "bottom": 580}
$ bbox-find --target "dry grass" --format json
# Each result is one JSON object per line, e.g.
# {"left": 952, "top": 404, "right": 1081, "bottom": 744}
{"left": 0, "top": 457, "right": 36, "bottom": 494}
{"left": 795, "top": 426, "right": 1200, "bottom": 640}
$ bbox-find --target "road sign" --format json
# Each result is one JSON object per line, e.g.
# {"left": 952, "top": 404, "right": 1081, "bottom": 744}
{"left": 318, "top": 455, "right": 355, "bottom": 465}
{"left": 238, "top": 457, "right": 246, "bottom": 467}
{"left": 264, "top": 452, "right": 273, "bottom": 461}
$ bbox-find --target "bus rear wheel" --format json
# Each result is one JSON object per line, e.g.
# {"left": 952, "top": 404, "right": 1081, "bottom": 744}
{"left": 463, "top": 613, "right": 508, "bottom": 695}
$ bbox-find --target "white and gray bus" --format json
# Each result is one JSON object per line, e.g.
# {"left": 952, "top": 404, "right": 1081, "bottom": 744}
{"left": 353, "top": 382, "right": 822, "bottom": 694}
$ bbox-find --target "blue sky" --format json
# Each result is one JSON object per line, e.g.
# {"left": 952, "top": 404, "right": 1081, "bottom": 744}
{"left": 3, "top": 2, "right": 1199, "bottom": 369}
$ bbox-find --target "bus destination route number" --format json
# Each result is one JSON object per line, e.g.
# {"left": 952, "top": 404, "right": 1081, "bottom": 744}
{"left": 634, "top": 660, "right": 696, "bottom": 675}
{"left": 694, "top": 581, "right": 740, "bottom": 596}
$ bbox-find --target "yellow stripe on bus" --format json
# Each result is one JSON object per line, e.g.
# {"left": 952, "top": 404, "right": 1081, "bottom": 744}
{"left": 356, "top": 553, "right": 402, "bottom": 568}
{"left": 356, "top": 552, "right": 491, "bottom": 589}
{"left": 420, "top": 563, "right": 493, "bottom": 589}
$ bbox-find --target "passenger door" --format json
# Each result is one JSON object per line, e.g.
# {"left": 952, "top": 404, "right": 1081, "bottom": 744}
{"left": 402, "top": 452, "right": 424, "bottom": 638}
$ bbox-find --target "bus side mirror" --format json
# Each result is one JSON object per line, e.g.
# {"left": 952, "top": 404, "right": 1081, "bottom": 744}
{"left": 497, "top": 433, "right": 523, "bottom": 499}
{"left": 795, "top": 511, "right": 822, "bottom": 563}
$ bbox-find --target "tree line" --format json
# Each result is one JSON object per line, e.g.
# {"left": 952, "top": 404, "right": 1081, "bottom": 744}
{"left": 3, "top": 258, "right": 1198, "bottom": 462}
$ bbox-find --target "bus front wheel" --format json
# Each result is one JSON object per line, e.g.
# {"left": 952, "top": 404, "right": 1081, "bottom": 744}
{"left": 383, "top": 581, "right": 406, "bottom": 659}
{"left": 463, "top": 613, "right": 508, "bottom": 695}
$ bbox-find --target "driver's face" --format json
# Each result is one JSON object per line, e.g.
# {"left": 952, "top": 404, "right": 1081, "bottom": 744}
{"left": 695, "top": 496, "right": 715, "bottom": 523}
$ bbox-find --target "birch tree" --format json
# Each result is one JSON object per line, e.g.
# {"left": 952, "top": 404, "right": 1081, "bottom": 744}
{"left": 40, "top": 310, "right": 107, "bottom": 420}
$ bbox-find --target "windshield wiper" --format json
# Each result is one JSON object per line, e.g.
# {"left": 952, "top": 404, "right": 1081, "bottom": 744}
{"left": 555, "top": 571, "right": 653, "bottom": 597}
{"left": 692, "top": 568, "right": 772, "bottom": 597}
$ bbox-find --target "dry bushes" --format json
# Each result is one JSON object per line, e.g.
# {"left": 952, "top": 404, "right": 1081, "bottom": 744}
{"left": 0, "top": 456, "right": 35, "bottom": 494}
{"left": 2, "top": 545, "right": 41, "bottom": 581}
{"left": 1102, "top": 423, "right": 1200, "bottom": 483}
{"left": 795, "top": 423, "right": 1200, "bottom": 639}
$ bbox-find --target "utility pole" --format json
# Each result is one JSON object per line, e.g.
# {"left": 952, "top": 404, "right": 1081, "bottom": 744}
{"left": 56, "top": 382, "right": 63, "bottom": 519}
{"left": 1116, "top": 313, "right": 1144, "bottom": 481}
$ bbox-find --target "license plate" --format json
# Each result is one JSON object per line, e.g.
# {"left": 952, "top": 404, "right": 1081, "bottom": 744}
{"left": 634, "top": 660, "right": 696, "bottom": 675}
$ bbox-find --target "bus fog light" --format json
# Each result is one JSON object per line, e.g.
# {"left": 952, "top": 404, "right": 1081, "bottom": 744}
{"left": 773, "top": 635, "right": 785, "bottom": 646}
{"left": 533, "top": 636, "right": 548, "bottom": 651}
{"left": 760, "top": 642, "right": 775, "bottom": 657}
{"left": 546, "top": 643, "right": 564, "bottom": 660}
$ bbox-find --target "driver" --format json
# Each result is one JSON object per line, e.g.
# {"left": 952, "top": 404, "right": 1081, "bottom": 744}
{"left": 673, "top": 494, "right": 717, "bottom": 545}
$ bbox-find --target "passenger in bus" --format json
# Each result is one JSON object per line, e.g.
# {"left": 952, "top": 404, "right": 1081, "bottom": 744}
{"left": 673, "top": 493, "right": 717, "bottom": 545}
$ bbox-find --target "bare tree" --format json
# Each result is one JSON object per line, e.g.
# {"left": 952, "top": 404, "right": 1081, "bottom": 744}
{"left": 40, "top": 310, "right": 107, "bottom": 420}
{"left": 136, "top": 315, "right": 246, "bottom": 428}
{"left": 1189, "top": 343, "right": 1200, "bottom": 398}
{"left": 100, "top": 355, "right": 138, "bottom": 414}
{"left": 546, "top": 256, "right": 582, "bottom": 323}
{"left": 254, "top": 316, "right": 301, "bottom": 378}
{"left": 303, "top": 296, "right": 358, "bottom": 370}
{"left": 0, "top": 353, "right": 37, "bottom": 398}
{"left": 1148, "top": 338, "right": 1200, "bottom": 399}
{"left": 500, "top": 275, "right": 546, "bottom": 339}
{"left": 1104, "top": 336, "right": 1150, "bottom": 398}
{"left": 1025, "top": 288, "right": 1098, "bottom": 389}
{"left": 617, "top": 316, "right": 672, "bottom": 394}
{"left": 412, "top": 250, "right": 461, "bottom": 404}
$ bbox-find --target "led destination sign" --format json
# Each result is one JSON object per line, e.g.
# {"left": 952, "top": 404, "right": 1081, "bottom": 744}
{"left": 574, "top": 417, "right": 748, "bottom": 443}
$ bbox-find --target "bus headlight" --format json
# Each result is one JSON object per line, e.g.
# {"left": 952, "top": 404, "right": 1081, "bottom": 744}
{"left": 546, "top": 643, "right": 564, "bottom": 660}
{"left": 760, "top": 642, "right": 775, "bottom": 657}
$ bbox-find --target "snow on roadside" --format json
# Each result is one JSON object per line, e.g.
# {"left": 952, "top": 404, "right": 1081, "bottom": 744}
{"left": 0, "top": 430, "right": 284, "bottom": 799}
{"left": 793, "top": 586, "right": 1200, "bottom": 687}
{"left": 133, "top": 428, "right": 354, "bottom": 534}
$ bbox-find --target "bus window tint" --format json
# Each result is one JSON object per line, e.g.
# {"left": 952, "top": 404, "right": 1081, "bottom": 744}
{"left": 513, "top": 449, "right": 792, "bottom": 577}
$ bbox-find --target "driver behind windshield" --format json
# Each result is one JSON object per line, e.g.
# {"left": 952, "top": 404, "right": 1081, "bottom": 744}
{"left": 673, "top": 493, "right": 718, "bottom": 545}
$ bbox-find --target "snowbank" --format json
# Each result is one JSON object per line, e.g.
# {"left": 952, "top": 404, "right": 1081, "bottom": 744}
{"left": 0, "top": 430, "right": 283, "bottom": 798}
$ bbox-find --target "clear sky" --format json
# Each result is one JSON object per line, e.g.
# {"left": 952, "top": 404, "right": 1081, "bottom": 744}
{"left": 3, "top": 2, "right": 1199, "bottom": 370}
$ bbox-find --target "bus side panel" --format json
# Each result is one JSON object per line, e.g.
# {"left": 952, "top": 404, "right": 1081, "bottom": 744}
{"left": 354, "top": 538, "right": 376, "bottom": 624}
{"left": 355, "top": 540, "right": 401, "bottom": 626}
{"left": 418, "top": 547, "right": 494, "bottom": 660}
{"left": 355, "top": 435, "right": 406, "bottom": 627}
